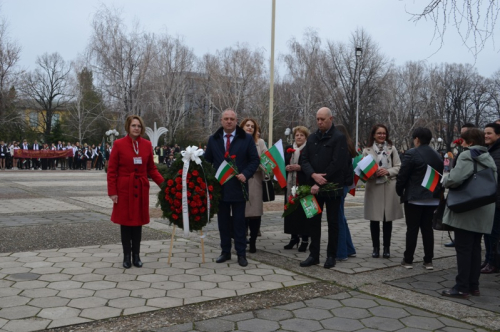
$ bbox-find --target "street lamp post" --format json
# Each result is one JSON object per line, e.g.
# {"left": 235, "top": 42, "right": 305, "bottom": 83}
{"left": 284, "top": 128, "right": 293, "bottom": 145}
{"left": 355, "top": 47, "right": 362, "bottom": 151}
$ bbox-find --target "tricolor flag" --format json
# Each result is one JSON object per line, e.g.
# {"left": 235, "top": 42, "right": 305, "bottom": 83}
{"left": 300, "top": 195, "right": 322, "bottom": 218}
{"left": 421, "top": 165, "right": 441, "bottom": 192}
{"left": 349, "top": 153, "right": 363, "bottom": 196}
{"left": 358, "top": 154, "right": 379, "bottom": 179}
{"left": 261, "top": 139, "right": 286, "bottom": 188}
{"left": 215, "top": 160, "right": 236, "bottom": 185}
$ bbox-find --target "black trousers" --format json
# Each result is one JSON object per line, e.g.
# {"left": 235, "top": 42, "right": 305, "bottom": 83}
{"left": 120, "top": 225, "right": 142, "bottom": 255}
{"left": 403, "top": 203, "right": 435, "bottom": 264}
{"left": 246, "top": 217, "right": 261, "bottom": 242}
{"left": 370, "top": 221, "right": 392, "bottom": 248}
{"left": 218, "top": 201, "right": 246, "bottom": 256}
{"left": 454, "top": 227, "right": 482, "bottom": 293}
{"left": 309, "top": 195, "right": 341, "bottom": 259}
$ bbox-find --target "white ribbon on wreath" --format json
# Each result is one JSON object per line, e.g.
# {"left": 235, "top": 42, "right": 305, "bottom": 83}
{"left": 180, "top": 146, "right": 210, "bottom": 237}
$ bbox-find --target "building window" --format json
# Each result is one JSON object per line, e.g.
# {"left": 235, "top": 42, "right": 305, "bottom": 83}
{"left": 29, "top": 112, "right": 38, "bottom": 127}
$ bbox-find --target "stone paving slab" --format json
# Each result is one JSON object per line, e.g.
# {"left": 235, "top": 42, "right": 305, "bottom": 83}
{"left": 0, "top": 198, "right": 84, "bottom": 215}
{"left": 0, "top": 239, "right": 313, "bottom": 331}
{"left": 387, "top": 268, "right": 500, "bottom": 314}
{"left": 0, "top": 212, "right": 110, "bottom": 227}
{"left": 71, "top": 195, "right": 159, "bottom": 209}
{"left": 155, "top": 291, "right": 488, "bottom": 332}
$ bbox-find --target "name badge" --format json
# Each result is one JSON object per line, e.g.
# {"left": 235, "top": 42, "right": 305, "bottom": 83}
{"left": 133, "top": 157, "right": 142, "bottom": 164}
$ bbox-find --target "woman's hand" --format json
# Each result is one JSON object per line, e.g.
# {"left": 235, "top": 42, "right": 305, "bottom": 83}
{"left": 109, "top": 195, "right": 118, "bottom": 204}
{"left": 376, "top": 168, "right": 389, "bottom": 177}
{"left": 286, "top": 164, "right": 300, "bottom": 172}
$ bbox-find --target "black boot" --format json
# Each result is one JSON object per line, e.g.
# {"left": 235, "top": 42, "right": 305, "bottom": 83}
{"left": 249, "top": 238, "right": 256, "bottom": 253}
{"left": 298, "top": 241, "right": 309, "bottom": 252}
{"left": 123, "top": 254, "right": 132, "bottom": 269}
{"left": 383, "top": 246, "right": 390, "bottom": 258}
{"left": 372, "top": 247, "right": 380, "bottom": 258}
{"left": 132, "top": 254, "right": 143, "bottom": 268}
{"left": 284, "top": 237, "right": 300, "bottom": 250}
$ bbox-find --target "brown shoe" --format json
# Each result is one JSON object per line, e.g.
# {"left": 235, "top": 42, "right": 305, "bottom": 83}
{"left": 481, "top": 263, "right": 499, "bottom": 274}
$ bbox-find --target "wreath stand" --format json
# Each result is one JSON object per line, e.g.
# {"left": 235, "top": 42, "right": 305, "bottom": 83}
{"left": 167, "top": 225, "right": 206, "bottom": 264}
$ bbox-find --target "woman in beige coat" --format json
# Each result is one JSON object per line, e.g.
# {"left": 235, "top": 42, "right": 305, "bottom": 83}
{"left": 241, "top": 118, "right": 268, "bottom": 253}
{"left": 363, "top": 124, "right": 403, "bottom": 259}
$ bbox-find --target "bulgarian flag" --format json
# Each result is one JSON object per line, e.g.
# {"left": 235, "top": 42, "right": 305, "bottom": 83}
{"left": 421, "top": 165, "right": 441, "bottom": 192}
{"left": 349, "top": 153, "right": 363, "bottom": 196}
{"left": 215, "top": 160, "right": 236, "bottom": 185}
{"left": 261, "top": 139, "right": 286, "bottom": 188}
{"left": 358, "top": 154, "right": 378, "bottom": 179}
{"left": 300, "top": 195, "right": 322, "bottom": 218}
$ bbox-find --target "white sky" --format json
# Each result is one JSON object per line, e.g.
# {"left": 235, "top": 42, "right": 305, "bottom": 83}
{"left": 2, "top": 0, "right": 499, "bottom": 77}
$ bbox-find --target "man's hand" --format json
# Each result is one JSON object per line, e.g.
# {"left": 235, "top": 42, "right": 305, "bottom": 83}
{"left": 236, "top": 174, "right": 247, "bottom": 183}
{"left": 376, "top": 168, "right": 389, "bottom": 177}
{"left": 311, "top": 184, "right": 320, "bottom": 195}
{"left": 109, "top": 195, "right": 118, "bottom": 204}
{"left": 312, "top": 173, "right": 327, "bottom": 185}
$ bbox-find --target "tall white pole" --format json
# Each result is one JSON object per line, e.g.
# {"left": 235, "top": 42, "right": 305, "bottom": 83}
{"left": 268, "top": 0, "right": 276, "bottom": 146}
{"left": 356, "top": 71, "right": 360, "bottom": 151}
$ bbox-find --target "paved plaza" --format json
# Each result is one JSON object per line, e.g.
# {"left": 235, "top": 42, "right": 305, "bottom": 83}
{"left": 0, "top": 170, "right": 499, "bottom": 331}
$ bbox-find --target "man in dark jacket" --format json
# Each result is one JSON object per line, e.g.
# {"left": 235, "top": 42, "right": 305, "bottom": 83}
{"left": 204, "top": 109, "right": 260, "bottom": 267}
{"left": 396, "top": 127, "right": 443, "bottom": 269}
{"left": 299, "top": 107, "right": 350, "bottom": 269}
{"left": 482, "top": 122, "right": 500, "bottom": 273}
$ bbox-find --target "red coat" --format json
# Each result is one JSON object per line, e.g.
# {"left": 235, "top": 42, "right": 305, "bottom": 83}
{"left": 107, "top": 135, "right": 164, "bottom": 226}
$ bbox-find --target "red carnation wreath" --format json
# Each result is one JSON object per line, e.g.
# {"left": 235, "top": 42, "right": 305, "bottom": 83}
{"left": 158, "top": 156, "right": 221, "bottom": 232}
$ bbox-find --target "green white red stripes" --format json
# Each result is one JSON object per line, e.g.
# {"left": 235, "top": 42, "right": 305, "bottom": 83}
{"left": 261, "top": 139, "right": 286, "bottom": 188}
{"left": 421, "top": 165, "right": 441, "bottom": 192}
{"left": 215, "top": 160, "right": 235, "bottom": 185}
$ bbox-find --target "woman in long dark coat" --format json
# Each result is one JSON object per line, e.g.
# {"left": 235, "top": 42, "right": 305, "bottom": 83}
{"left": 284, "top": 126, "right": 310, "bottom": 252}
{"left": 107, "top": 115, "right": 164, "bottom": 269}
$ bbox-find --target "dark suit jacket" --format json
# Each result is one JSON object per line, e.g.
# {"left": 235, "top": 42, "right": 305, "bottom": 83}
{"left": 204, "top": 126, "right": 260, "bottom": 202}
{"left": 300, "top": 125, "right": 350, "bottom": 194}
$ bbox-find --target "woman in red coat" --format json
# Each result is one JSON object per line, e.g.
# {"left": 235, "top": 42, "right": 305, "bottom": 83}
{"left": 107, "top": 115, "right": 164, "bottom": 269}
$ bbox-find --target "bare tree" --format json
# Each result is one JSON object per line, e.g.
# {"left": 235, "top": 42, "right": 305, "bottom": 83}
{"left": 64, "top": 65, "right": 108, "bottom": 144}
{"left": 147, "top": 34, "right": 196, "bottom": 142}
{"left": 321, "top": 29, "right": 392, "bottom": 146}
{"left": 87, "top": 6, "right": 154, "bottom": 126}
{"left": 408, "top": 0, "right": 500, "bottom": 56}
{"left": 280, "top": 30, "right": 323, "bottom": 130}
{"left": 0, "top": 19, "right": 22, "bottom": 136}
{"left": 19, "top": 52, "right": 71, "bottom": 141}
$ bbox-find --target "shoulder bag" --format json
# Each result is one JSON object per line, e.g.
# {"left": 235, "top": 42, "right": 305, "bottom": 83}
{"left": 446, "top": 159, "right": 497, "bottom": 213}
{"left": 432, "top": 188, "right": 453, "bottom": 231}
{"left": 262, "top": 178, "right": 275, "bottom": 202}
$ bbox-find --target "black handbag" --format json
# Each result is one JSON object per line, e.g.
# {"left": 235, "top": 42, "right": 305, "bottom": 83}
{"left": 446, "top": 159, "right": 497, "bottom": 213}
{"left": 262, "top": 179, "right": 275, "bottom": 202}
{"left": 432, "top": 189, "right": 453, "bottom": 231}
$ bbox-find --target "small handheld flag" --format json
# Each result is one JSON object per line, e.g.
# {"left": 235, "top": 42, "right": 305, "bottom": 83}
{"left": 358, "top": 154, "right": 379, "bottom": 179}
{"left": 421, "top": 165, "right": 441, "bottom": 192}
{"left": 215, "top": 160, "right": 236, "bottom": 185}
{"left": 261, "top": 139, "right": 286, "bottom": 188}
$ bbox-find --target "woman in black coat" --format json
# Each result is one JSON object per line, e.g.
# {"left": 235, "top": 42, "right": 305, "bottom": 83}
{"left": 283, "top": 126, "right": 310, "bottom": 252}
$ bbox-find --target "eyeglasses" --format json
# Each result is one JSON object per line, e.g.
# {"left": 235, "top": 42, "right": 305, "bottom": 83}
{"left": 375, "top": 133, "right": 387, "bottom": 136}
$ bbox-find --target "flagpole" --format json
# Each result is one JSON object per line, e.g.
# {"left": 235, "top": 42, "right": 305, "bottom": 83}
{"left": 268, "top": 0, "right": 276, "bottom": 146}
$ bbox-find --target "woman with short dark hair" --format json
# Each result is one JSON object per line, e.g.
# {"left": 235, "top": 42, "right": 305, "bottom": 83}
{"left": 396, "top": 127, "right": 443, "bottom": 269}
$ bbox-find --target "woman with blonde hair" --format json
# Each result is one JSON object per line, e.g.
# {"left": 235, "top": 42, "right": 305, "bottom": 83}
{"left": 240, "top": 118, "right": 268, "bottom": 253}
{"left": 284, "top": 126, "right": 311, "bottom": 252}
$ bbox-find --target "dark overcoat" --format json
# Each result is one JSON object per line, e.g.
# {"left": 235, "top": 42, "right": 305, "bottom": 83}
{"left": 204, "top": 126, "right": 259, "bottom": 202}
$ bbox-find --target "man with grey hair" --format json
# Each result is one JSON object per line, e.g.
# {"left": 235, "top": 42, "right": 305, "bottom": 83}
{"left": 204, "top": 109, "right": 260, "bottom": 267}
{"left": 300, "top": 107, "right": 352, "bottom": 269}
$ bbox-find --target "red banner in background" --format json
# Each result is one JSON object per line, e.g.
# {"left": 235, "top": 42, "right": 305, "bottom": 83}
{"left": 14, "top": 149, "right": 73, "bottom": 159}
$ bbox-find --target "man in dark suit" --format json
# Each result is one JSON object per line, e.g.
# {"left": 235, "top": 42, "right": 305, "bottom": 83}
{"left": 32, "top": 140, "right": 41, "bottom": 170}
{"left": 300, "top": 107, "right": 350, "bottom": 269}
{"left": 204, "top": 109, "right": 260, "bottom": 267}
